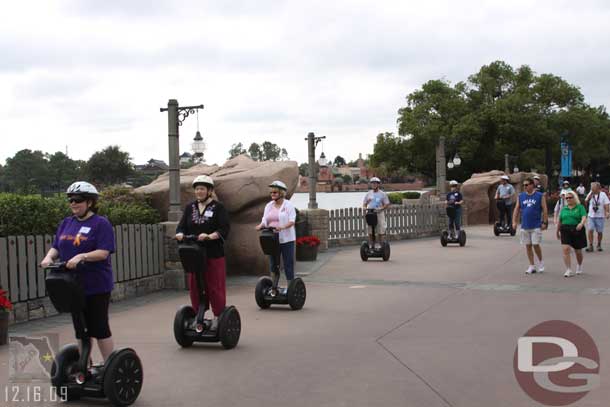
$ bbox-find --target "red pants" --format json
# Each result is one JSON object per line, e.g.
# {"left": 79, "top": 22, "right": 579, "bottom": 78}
{"left": 188, "top": 256, "right": 226, "bottom": 316}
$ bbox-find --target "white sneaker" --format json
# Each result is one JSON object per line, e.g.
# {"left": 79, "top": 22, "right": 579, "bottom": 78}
{"left": 525, "top": 266, "right": 536, "bottom": 274}
{"left": 564, "top": 269, "right": 574, "bottom": 278}
{"left": 210, "top": 318, "right": 219, "bottom": 331}
{"left": 576, "top": 266, "right": 583, "bottom": 275}
{"left": 536, "top": 262, "right": 545, "bottom": 273}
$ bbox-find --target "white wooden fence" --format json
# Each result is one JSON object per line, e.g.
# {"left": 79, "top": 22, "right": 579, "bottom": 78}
{"left": 329, "top": 204, "right": 444, "bottom": 240}
{"left": 0, "top": 224, "right": 165, "bottom": 304}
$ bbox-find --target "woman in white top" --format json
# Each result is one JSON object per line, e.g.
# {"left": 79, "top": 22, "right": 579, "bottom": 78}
{"left": 255, "top": 181, "right": 297, "bottom": 287}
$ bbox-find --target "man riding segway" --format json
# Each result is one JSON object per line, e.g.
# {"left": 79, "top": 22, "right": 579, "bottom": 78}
{"left": 441, "top": 180, "right": 467, "bottom": 246}
{"left": 360, "top": 177, "right": 391, "bottom": 261}
{"left": 494, "top": 175, "right": 516, "bottom": 236}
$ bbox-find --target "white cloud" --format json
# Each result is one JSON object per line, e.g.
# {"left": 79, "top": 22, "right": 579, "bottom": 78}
{"left": 1, "top": 0, "right": 609, "bottom": 168}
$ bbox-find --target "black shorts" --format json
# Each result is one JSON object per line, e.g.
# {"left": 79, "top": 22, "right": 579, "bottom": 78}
{"left": 71, "top": 293, "right": 112, "bottom": 339}
{"left": 560, "top": 225, "right": 587, "bottom": 250}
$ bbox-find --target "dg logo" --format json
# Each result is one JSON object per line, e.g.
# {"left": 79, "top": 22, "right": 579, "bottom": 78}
{"left": 513, "top": 320, "right": 600, "bottom": 406}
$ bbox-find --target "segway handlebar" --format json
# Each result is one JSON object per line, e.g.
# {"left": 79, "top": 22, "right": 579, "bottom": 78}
{"left": 45, "top": 262, "right": 67, "bottom": 271}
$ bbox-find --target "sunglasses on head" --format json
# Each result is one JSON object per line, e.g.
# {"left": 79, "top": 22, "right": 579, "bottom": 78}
{"left": 68, "top": 197, "right": 86, "bottom": 204}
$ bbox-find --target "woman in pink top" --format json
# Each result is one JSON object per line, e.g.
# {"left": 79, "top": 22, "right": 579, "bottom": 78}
{"left": 256, "top": 181, "right": 297, "bottom": 290}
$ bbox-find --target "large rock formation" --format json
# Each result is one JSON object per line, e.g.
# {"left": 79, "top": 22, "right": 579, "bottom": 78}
{"left": 461, "top": 171, "right": 548, "bottom": 225}
{"left": 135, "top": 155, "right": 299, "bottom": 275}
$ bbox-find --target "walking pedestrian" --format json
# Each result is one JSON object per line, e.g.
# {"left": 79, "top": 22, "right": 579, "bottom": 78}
{"left": 513, "top": 178, "right": 549, "bottom": 274}
{"left": 556, "top": 191, "right": 587, "bottom": 277}
{"left": 584, "top": 182, "right": 610, "bottom": 252}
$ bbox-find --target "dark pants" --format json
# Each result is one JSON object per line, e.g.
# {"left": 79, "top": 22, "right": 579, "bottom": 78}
{"left": 72, "top": 293, "right": 112, "bottom": 339}
{"left": 448, "top": 207, "right": 462, "bottom": 232}
{"left": 269, "top": 241, "right": 295, "bottom": 281}
{"left": 497, "top": 201, "right": 513, "bottom": 226}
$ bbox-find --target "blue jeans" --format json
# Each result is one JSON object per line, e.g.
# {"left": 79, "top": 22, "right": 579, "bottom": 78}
{"left": 269, "top": 241, "right": 295, "bottom": 281}
{"left": 448, "top": 206, "right": 462, "bottom": 232}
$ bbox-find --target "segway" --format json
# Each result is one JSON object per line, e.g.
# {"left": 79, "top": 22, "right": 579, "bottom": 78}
{"left": 360, "top": 209, "right": 391, "bottom": 261}
{"left": 45, "top": 263, "right": 143, "bottom": 406}
{"left": 493, "top": 200, "right": 516, "bottom": 236}
{"left": 173, "top": 235, "right": 241, "bottom": 349}
{"left": 255, "top": 228, "right": 306, "bottom": 310}
{"left": 441, "top": 206, "right": 466, "bottom": 247}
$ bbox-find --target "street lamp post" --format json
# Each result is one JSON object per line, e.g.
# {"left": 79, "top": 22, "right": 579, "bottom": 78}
{"left": 305, "top": 132, "right": 325, "bottom": 209}
{"left": 160, "top": 99, "right": 204, "bottom": 221}
{"left": 436, "top": 136, "right": 447, "bottom": 199}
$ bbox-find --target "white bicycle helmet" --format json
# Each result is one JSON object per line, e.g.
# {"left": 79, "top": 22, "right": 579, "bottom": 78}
{"left": 370, "top": 177, "right": 381, "bottom": 183}
{"left": 449, "top": 180, "right": 459, "bottom": 186}
{"left": 66, "top": 181, "right": 99, "bottom": 197}
{"left": 500, "top": 175, "right": 510, "bottom": 181}
{"left": 268, "top": 180, "right": 287, "bottom": 191}
{"left": 192, "top": 175, "right": 214, "bottom": 188}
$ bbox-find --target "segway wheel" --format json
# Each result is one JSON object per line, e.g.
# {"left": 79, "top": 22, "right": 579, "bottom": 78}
{"left": 255, "top": 276, "right": 273, "bottom": 309}
{"left": 50, "top": 344, "right": 81, "bottom": 401}
{"left": 510, "top": 226, "right": 516, "bottom": 236}
{"left": 493, "top": 223, "right": 500, "bottom": 236}
{"left": 103, "top": 349, "right": 143, "bottom": 407}
{"left": 218, "top": 306, "right": 241, "bottom": 349}
{"left": 174, "top": 305, "right": 195, "bottom": 347}
{"left": 459, "top": 230, "right": 467, "bottom": 247}
{"left": 440, "top": 231, "right": 448, "bottom": 247}
{"left": 287, "top": 278, "right": 307, "bottom": 310}
{"left": 382, "top": 242, "right": 390, "bottom": 261}
{"left": 360, "top": 241, "right": 369, "bottom": 261}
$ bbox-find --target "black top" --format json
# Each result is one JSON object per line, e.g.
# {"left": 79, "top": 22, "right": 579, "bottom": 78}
{"left": 176, "top": 200, "right": 230, "bottom": 258}
{"left": 536, "top": 184, "right": 546, "bottom": 194}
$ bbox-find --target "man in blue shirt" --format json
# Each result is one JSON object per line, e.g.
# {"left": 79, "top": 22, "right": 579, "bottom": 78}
{"left": 446, "top": 180, "right": 464, "bottom": 238}
{"left": 512, "top": 178, "right": 549, "bottom": 274}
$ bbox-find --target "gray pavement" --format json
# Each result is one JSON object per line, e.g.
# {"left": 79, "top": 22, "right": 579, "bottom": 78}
{"left": 2, "top": 224, "right": 610, "bottom": 406}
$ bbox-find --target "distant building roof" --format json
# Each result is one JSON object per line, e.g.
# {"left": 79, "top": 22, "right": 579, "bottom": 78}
{"left": 180, "top": 152, "right": 192, "bottom": 159}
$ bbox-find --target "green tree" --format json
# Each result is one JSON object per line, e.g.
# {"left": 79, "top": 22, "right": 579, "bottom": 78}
{"left": 384, "top": 60, "right": 609, "bottom": 181}
{"left": 85, "top": 146, "right": 134, "bottom": 186}
{"left": 248, "top": 142, "right": 262, "bottom": 161}
{"left": 333, "top": 155, "right": 346, "bottom": 166}
{"left": 228, "top": 142, "right": 247, "bottom": 159}
{"left": 3, "top": 149, "right": 50, "bottom": 193}
{"left": 46, "top": 152, "right": 82, "bottom": 192}
{"left": 298, "top": 163, "right": 309, "bottom": 176}
{"left": 261, "top": 141, "right": 281, "bottom": 161}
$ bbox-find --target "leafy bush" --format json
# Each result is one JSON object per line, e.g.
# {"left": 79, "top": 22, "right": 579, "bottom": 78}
{"left": 402, "top": 191, "right": 421, "bottom": 199}
{"left": 0, "top": 193, "right": 69, "bottom": 236}
{"left": 387, "top": 192, "right": 403, "bottom": 205}
{"left": 0, "top": 190, "right": 161, "bottom": 236}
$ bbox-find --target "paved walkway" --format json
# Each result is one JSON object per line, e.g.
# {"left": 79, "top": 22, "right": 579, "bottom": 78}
{"left": 2, "top": 224, "right": 610, "bottom": 406}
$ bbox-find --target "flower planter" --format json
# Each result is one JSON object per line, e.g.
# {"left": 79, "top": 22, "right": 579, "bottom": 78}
{"left": 0, "top": 311, "right": 9, "bottom": 346}
{"left": 296, "top": 244, "right": 318, "bottom": 261}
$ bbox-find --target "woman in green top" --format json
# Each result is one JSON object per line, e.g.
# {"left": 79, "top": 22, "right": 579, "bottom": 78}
{"left": 556, "top": 190, "right": 587, "bottom": 277}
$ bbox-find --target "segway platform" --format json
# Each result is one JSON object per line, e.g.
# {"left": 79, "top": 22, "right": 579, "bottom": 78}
{"left": 174, "top": 236, "right": 241, "bottom": 349}
{"left": 255, "top": 228, "right": 306, "bottom": 310}
{"left": 46, "top": 263, "right": 143, "bottom": 406}
{"left": 361, "top": 209, "right": 390, "bottom": 261}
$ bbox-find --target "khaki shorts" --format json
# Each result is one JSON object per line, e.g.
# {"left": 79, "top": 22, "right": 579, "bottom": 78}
{"left": 520, "top": 228, "right": 542, "bottom": 245}
{"left": 367, "top": 210, "right": 387, "bottom": 235}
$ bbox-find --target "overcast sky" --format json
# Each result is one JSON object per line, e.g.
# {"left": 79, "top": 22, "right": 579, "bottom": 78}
{"left": 2, "top": 0, "right": 610, "bottom": 167}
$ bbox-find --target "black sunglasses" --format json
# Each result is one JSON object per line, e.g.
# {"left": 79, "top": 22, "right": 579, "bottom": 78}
{"left": 68, "top": 197, "right": 86, "bottom": 204}
{"left": 523, "top": 183, "right": 530, "bottom": 186}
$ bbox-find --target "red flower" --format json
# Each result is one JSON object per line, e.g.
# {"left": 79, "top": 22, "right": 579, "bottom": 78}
{"left": 296, "top": 236, "right": 320, "bottom": 247}
{"left": 0, "top": 289, "right": 12, "bottom": 311}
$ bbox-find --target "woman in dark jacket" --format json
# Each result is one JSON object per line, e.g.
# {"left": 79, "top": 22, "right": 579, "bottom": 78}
{"left": 175, "top": 175, "right": 230, "bottom": 331}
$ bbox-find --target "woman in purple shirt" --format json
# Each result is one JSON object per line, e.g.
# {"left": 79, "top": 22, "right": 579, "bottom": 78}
{"left": 40, "top": 181, "right": 116, "bottom": 362}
